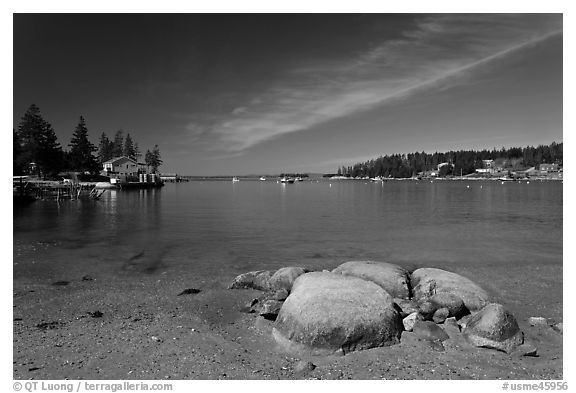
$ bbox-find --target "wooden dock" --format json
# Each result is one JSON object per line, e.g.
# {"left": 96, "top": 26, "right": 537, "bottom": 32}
{"left": 13, "top": 178, "right": 106, "bottom": 202}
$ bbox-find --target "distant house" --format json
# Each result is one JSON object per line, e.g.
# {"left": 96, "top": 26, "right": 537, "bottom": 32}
{"left": 102, "top": 156, "right": 140, "bottom": 180}
{"left": 482, "top": 159, "right": 495, "bottom": 168}
{"left": 539, "top": 163, "right": 559, "bottom": 172}
{"left": 476, "top": 159, "right": 496, "bottom": 174}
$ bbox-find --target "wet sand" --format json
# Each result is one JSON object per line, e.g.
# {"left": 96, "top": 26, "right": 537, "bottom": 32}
{"left": 13, "top": 257, "right": 562, "bottom": 380}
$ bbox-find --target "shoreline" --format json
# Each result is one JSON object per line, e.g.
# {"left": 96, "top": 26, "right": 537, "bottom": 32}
{"left": 13, "top": 257, "right": 563, "bottom": 380}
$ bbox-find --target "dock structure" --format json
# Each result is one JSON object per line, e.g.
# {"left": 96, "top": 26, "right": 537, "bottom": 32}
{"left": 13, "top": 178, "right": 105, "bottom": 201}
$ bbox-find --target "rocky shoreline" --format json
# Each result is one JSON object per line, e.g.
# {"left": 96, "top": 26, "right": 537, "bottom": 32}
{"left": 13, "top": 259, "right": 563, "bottom": 380}
{"left": 229, "top": 261, "right": 562, "bottom": 361}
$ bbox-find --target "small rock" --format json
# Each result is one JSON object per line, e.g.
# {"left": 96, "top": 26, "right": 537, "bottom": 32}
{"left": 418, "top": 300, "right": 438, "bottom": 320}
{"left": 394, "top": 298, "right": 419, "bottom": 318}
{"left": 273, "top": 289, "right": 290, "bottom": 301}
{"left": 432, "top": 307, "right": 450, "bottom": 324}
{"left": 528, "top": 316, "right": 548, "bottom": 327}
{"left": 259, "top": 299, "right": 283, "bottom": 320}
{"left": 52, "top": 281, "right": 70, "bottom": 286}
{"left": 430, "top": 293, "right": 468, "bottom": 318}
{"left": 403, "top": 312, "right": 423, "bottom": 332}
{"left": 443, "top": 317, "right": 461, "bottom": 336}
{"left": 241, "top": 298, "right": 261, "bottom": 313}
{"left": 294, "top": 360, "right": 316, "bottom": 373}
{"left": 412, "top": 320, "right": 449, "bottom": 342}
{"left": 458, "top": 314, "right": 473, "bottom": 329}
{"left": 87, "top": 311, "right": 103, "bottom": 318}
{"left": 552, "top": 322, "right": 563, "bottom": 334}
{"left": 177, "top": 288, "right": 201, "bottom": 296}
{"left": 512, "top": 344, "right": 538, "bottom": 357}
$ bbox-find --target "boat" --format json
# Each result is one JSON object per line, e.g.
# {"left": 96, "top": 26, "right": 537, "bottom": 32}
{"left": 259, "top": 177, "right": 266, "bottom": 181}
{"left": 280, "top": 177, "right": 295, "bottom": 184}
{"left": 295, "top": 177, "right": 303, "bottom": 182}
{"left": 232, "top": 177, "right": 240, "bottom": 182}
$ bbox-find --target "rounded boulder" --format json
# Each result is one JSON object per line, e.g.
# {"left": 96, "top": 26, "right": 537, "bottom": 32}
{"left": 269, "top": 266, "right": 308, "bottom": 291}
{"left": 332, "top": 261, "right": 410, "bottom": 299}
{"left": 273, "top": 272, "right": 402, "bottom": 355}
{"left": 411, "top": 268, "right": 490, "bottom": 312}
{"left": 462, "top": 303, "right": 524, "bottom": 353}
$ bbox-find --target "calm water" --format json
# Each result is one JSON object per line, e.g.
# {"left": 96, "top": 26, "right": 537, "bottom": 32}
{"left": 13, "top": 180, "right": 563, "bottom": 285}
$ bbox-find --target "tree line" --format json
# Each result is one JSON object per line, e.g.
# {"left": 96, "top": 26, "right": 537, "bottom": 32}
{"left": 13, "top": 104, "right": 163, "bottom": 178}
{"left": 334, "top": 142, "right": 563, "bottom": 178}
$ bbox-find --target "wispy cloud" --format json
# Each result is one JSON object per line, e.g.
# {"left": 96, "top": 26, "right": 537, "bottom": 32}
{"left": 187, "top": 14, "right": 562, "bottom": 153}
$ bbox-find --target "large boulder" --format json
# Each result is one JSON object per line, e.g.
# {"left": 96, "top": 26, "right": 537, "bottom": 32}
{"left": 273, "top": 272, "right": 402, "bottom": 355}
{"left": 462, "top": 303, "right": 524, "bottom": 353}
{"left": 332, "top": 261, "right": 410, "bottom": 299}
{"left": 411, "top": 268, "right": 490, "bottom": 312}
{"left": 228, "top": 270, "right": 273, "bottom": 291}
{"left": 269, "top": 267, "right": 308, "bottom": 291}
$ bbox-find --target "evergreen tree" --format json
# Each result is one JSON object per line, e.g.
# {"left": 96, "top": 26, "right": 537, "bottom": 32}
{"left": 123, "top": 133, "right": 136, "bottom": 159}
{"left": 133, "top": 142, "right": 141, "bottom": 162}
{"left": 97, "top": 132, "right": 113, "bottom": 163}
{"left": 13, "top": 129, "right": 24, "bottom": 175}
{"left": 17, "top": 104, "right": 63, "bottom": 178}
{"left": 68, "top": 116, "right": 99, "bottom": 173}
{"left": 111, "top": 130, "right": 124, "bottom": 157}
{"left": 144, "top": 145, "right": 163, "bottom": 173}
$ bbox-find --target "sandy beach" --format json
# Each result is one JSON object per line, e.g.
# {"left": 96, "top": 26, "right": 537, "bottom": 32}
{"left": 13, "top": 255, "right": 562, "bottom": 380}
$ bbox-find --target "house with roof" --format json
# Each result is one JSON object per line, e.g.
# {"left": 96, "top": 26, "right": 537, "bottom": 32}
{"left": 539, "top": 163, "right": 559, "bottom": 173}
{"left": 102, "top": 156, "right": 143, "bottom": 182}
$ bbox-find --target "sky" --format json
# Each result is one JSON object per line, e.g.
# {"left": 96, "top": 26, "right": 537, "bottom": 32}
{"left": 13, "top": 13, "right": 563, "bottom": 175}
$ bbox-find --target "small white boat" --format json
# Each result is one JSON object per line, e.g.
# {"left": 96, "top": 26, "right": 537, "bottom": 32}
{"left": 259, "top": 177, "right": 266, "bottom": 181}
{"left": 280, "top": 177, "right": 295, "bottom": 184}
{"left": 295, "top": 177, "right": 303, "bottom": 182}
{"left": 232, "top": 177, "right": 240, "bottom": 182}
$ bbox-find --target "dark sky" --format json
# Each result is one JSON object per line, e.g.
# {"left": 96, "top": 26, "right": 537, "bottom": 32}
{"left": 13, "top": 14, "right": 563, "bottom": 175}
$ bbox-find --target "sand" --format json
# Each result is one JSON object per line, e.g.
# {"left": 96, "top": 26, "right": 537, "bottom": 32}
{"left": 13, "top": 261, "right": 562, "bottom": 380}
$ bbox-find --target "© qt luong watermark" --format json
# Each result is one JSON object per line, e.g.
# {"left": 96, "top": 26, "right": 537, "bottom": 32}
{"left": 13, "top": 381, "right": 173, "bottom": 393}
{"left": 502, "top": 382, "right": 568, "bottom": 391}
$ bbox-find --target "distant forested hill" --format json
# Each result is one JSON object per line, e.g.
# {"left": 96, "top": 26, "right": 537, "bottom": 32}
{"left": 335, "top": 142, "right": 562, "bottom": 178}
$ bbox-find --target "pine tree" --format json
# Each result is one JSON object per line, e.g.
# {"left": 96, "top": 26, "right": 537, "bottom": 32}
{"left": 97, "top": 132, "right": 113, "bottom": 163}
{"left": 144, "top": 145, "right": 163, "bottom": 173}
{"left": 123, "top": 133, "right": 136, "bottom": 159}
{"left": 133, "top": 142, "right": 141, "bottom": 162}
{"left": 68, "top": 116, "right": 99, "bottom": 173}
{"left": 111, "top": 130, "right": 124, "bottom": 158}
{"left": 13, "top": 129, "right": 24, "bottom": 175}
{"left": 17, "top": 104, "right": 63, "bottom": 178}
